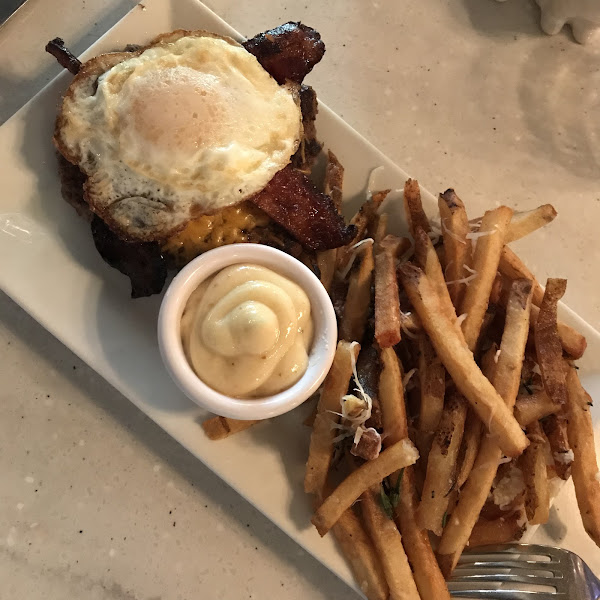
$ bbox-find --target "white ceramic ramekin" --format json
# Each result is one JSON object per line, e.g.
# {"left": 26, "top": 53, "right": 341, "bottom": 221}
{"left": 158, "top": 244, "right": 337, "bottom": 420}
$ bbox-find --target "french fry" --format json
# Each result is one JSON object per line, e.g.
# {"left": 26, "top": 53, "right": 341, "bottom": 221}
{"left": 201, "top": 416, "right": 260, "bottom": 440}
{"left": 395, "top": 468, "right": 452, "bottom": 600}
{"left": 542, "top": 413, "right": 572, "bottom": 480}
{"left": 505, "top": 204, "right": 557, "bottom": 243}
{"left": 414, "top": 226, "right": 460, "bottom": 328}
{"left": 522, "top": 421, "right": 550, "bottom": 525}
{"left": 514, "top": 389, "right": 561, "bottom": 427}
{"left": 317, "top": 250, "right": 337, "bottom": 293}
{"left": 530, "top": 302, "right": 586, "bottom": 359}
{"left": 361, "top": 487, "right": 420, "bottom": 600}
{"left": 456, "top": 344, "right": 498, "bottom": 488}
{"left": 316, "top": 151, "right": 345, "bottom": 291}
{"left": 565, "top": 366, "right": 600, "bottom": 547}
{"left": 377, "top": 318, "right": 451, "bottom": 599}
{"left": 403, "top": 178, "right": 430, "bottom": 237}
{"left": 535, "top": 278, "right": 568, "bottom": 405}
{"left": 324, "top": 149, "right": 344, "bottom": 210}
{"left": 312, "top": 438, "right": 419, "bottom": 536}
{"left": 374, "top": 235, "right": 411, "bottom": 348}
{"left": 438, "top": 189, "right": 471, "bottom": 308}
{"left": 456, "top": 417, "right": 483, "bottom": 489}
{"left": 305, "top": 341, "right": 360, "bottom": 497}
{"left": 372, "top": 212, "right": 389, "bottom": 244}
{"left": 379, "top": 347, "right": 409, "bottom": 440}
{"left": 498, "top": 246, "right": 545, "bottom": 306}
{"left": 437, "top": 279, "right": 532, "bottom": 576}
{"left": 468, "top": 509, "right": 527, "bottom": 548}
{"left": 417, "top": 336, "right": 446, "bottom": 433}
{"left": 340, "top": 243, "right": 374, "bottom": 342}
{"left": 417, "top": 391, "right": 467, "bottom": 535}
{"left": 336, "top": 196, "right": 383, "bottom": 270}
{"left": 498, "top": 248, "right": 586, "bottom": 358}
{"left": 331, "top": 508, "right": 389, "bottom": 600}
{"left": 460, "top": 206, "right": 513, "bottom": 351}
{"left": 398, "top": 263, "right": 529, "bottom": 457}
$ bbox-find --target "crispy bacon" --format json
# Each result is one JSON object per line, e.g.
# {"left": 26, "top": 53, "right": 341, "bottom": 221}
{"left": 251, "top": 166, "right": 355, "bottom": 251}
{"left": 45, "top": 38, "right": 81, "bottom": 75}
{"left": 243, "top": 22, "right": 325, "bottom": 85}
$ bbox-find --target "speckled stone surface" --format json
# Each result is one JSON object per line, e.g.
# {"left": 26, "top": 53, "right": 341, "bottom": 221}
{"left": 1, "top": 1, "right": 599, "bottom": 598}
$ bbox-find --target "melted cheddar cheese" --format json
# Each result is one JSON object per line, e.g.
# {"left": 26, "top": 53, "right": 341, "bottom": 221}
{"left": 162, "top": 202, "right": 271, "bottom": 266}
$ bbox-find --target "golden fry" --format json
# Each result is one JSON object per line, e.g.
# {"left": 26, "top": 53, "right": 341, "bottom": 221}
{"left": 468, "top": 509, "right": 527, "bottom": 548}
{"left": 417, "top": 392, "right": 467, "bottom": 535}
{"left": 324, "top": 149, "right": 344, "bottom": 211}
{"left": 414, "top": 226, "right": 459, "bottom": 328}
{"left": 535, "top": 278, "right": 568, "bottom": 405}
{"left": 437, "top": 278, "right": 532, "bottom": 576}
{"left": 332, "top": 508, "right": 389, "bottom": 600}
{"left": 460, "top": 206, "right": 513, "bottom": 351}
{"left": 456, "top": 417, "right": 483, "bottom": 489}
{"left": 202, "top": 416, "right": 260, "bottom": 440}
{"left": 317, "top": 249, "right": 337, "bottom": 293}
{"left": 522, "top": 421, "right": 550, "bottom": 525}
{"left": 379, "top": 347, "right": 409, "bottom": 440}
{"left": 398, "top": 263, "right": 529, "bottom": 457}
{"left": 372, "top": 212, "right": 389, "bottom": 243}
{"left": 340, "top": 243, "right": 374, "bottom": 342}
{"left": 565, "top": 366, "right": 600, "bottom": 547}
{"left": 498, "top": 246, "right": 545, "bottom": 306}
{"left": 529, "top": 303, "right": 586, "bottom": 359}
{"left": 312, "top": 438, "right": 419, "bottom": 536}
{"left": 505, "top": 204, "right": 557, "bottom": 243}
{"left": 374, "top": 235, "right": 410, "bottom": 348}
{"left": 417, "top": 335, "right": 446, "bottom": 433}
{"left": 438, "top": 189, "right": 471, "bottom": 308}
{"left": 541, "top": 413, "right": 572, "bottom": 480}
{"left": 514, "top": 389, "right": 560, "bottom": 427}
{"left": 395, "top": 468, "right": 452, "bottom": 600}
{"left": 305, "top": 341, "right": 360, "bottom": 497}
{"left": 361, "top": 487, "right": 420, "bottom": 600}
{"left": 403, "top": 178, "right": 430, "bottom": 237}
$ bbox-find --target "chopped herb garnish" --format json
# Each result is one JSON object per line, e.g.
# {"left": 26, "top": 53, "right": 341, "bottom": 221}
{"left": 379, "top": 469, "right": 404, "bottom": 519}
{"left": 442, "top": 510, "right": 448, "bottom": 528}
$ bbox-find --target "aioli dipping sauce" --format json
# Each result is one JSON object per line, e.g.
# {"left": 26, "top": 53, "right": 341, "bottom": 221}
{"left": 181, "top": 264, "right": 314, "bottom": 398}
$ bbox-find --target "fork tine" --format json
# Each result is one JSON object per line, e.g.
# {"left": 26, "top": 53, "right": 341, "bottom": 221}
{"left": 461, "top": 544, "right": 563, "bottom": 558}
{"left": 456, "top": 559, "right": 561, "bottom": 570}
{"left": 448, "top": 589, "right": 567, "bottom": 599}
{"left": 451, "top": 572, "right": 559, "bottom": 585}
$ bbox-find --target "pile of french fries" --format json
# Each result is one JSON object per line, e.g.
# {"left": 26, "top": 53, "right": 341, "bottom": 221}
{"left": 203, "top": 152, "right": 600, "bottom": 600}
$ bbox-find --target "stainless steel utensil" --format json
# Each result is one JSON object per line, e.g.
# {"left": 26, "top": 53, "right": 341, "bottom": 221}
{"left": 448, "top": 544, "right": 600, "bottom": 599}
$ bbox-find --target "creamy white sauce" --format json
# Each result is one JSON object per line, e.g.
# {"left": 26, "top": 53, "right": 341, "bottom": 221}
{"left": 181, "top": 264, "right": 313, "bottom": 398}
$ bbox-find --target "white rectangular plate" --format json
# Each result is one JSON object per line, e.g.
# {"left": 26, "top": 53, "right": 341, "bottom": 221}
{"left": 1, "top": 0, "right": 599, "bottom": 590}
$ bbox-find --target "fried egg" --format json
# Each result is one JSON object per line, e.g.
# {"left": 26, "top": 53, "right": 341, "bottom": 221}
{"left": 55, "top": 31, "right": 302, "bottom": 241}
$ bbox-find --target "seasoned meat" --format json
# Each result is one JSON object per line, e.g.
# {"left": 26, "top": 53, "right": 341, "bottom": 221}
{"left": 250, "top": 166, "right": 355, "bottom": 251}
{"left": 243, "top": 22, "right": 325, "bottom": 85}
{"left": 291, "top": 85, "right": 322, "bottom": 171}
{"left": 91, "top": 217, "right": 167, "bottom": 298}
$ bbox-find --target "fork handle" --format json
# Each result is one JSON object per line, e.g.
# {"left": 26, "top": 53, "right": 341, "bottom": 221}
{"left": 583, "top": 562, "right": 600, "bottom": 600}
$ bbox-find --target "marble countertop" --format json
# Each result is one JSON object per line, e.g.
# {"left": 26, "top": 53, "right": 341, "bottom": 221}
{"left": 1, "top": 1, "right": 599, "bottom": 598}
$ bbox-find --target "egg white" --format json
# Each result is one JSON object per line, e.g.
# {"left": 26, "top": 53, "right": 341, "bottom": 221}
{"left": 57, "top": 33, "right": 302, "bottom": 240}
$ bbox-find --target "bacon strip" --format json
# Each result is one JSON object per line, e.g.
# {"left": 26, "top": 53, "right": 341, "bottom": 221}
{"left": 243, "top": 22, "right": 325, "bottom": 85}
{"left": 251, "top": 166, "right": 355, "bottom": 251}
{"left": 45, "top": 38, "right": 81, "bottom": 75}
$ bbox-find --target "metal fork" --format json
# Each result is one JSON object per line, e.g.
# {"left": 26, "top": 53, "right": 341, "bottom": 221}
{"left": 448, "top": 544, "right": 600, "bottom": 599}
